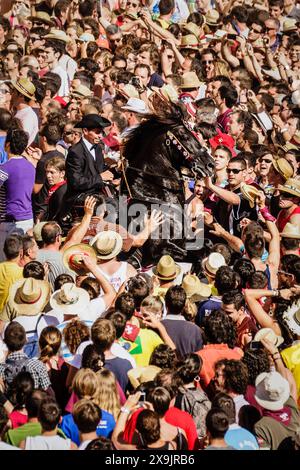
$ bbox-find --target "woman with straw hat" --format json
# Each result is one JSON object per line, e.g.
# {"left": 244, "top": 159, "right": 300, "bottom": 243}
{"left": 277, "top": 178, "right": 300, "bottom": 234}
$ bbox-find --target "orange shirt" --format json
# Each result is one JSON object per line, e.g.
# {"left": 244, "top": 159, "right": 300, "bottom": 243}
{"left": 197, "top": 344, "right": 244, "bottom": 387}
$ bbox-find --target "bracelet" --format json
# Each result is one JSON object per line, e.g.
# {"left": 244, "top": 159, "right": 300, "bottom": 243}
{"left": 120, "top": 406, "right": 130, "bottom": 414}
{"left": 272, "top": 353, "right": 281, "bottom": 360}
{"left": 259, "top": 206, "right": 276, "bottom": 222}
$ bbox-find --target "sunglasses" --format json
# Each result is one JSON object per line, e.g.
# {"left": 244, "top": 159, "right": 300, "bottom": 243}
{"left": 202, "top": 60, "right": 213, "bottom": 64}
{"left": 265, "top": 27, "right": 276, "bottom": 31}
{"left": 127, "top": 1, "right": 139, "bottom": 6}
{"left": 226, "top": 168, "right": 243, "bottom": 174}
{"left": 260, "top": 158, "right": 272, "bottom": 164}
{"left": 279, "top": 192, "right": 295, "bottom": 199}
{"left": 167, "top": 55, "right": 174, "bottom": 59}
{"left": 64, "top": 130, "right": 75, "bottom": 136}
{"left": 0, "top": 88, "right": 10, "bottom": 94}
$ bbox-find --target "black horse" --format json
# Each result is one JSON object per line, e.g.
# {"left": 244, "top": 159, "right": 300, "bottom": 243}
{"left": 120, "top": 103, "right": 215, "bottom": 263}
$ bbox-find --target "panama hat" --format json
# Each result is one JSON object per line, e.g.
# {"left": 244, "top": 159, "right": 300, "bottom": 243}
{"left": 150, "top": 84, "right": 178, "bottom": 103}
{"left": 254, "top": 327, "right": 284, "bottom": 348}
{"left": 202, "top": 252, "right": 226, "bottom": 277}
{"left": 254, "top": 371, "right": 290, "bottom": 411}
{"left": 121, "top": 84, "right": 140, "bottom": 99}
{"left": 179, "top": 35, "right": 199, "bottom": 50}
{"left": 79, "top": 32, "right": 96, "bottom": 42}
{"left": 240, "top": 183, "right": 262, "bottom": 208}
{"left": 280, "top": 222, "right": 300, "bottom": 239}
{"left": 50, "top": 282, "right": 90, "bottom": 316}
{"left": 45, "top": 29, "right": 71, "bottom": 43}
{"left": 153, "top": 255, "right": 181, "bottom": 281}
{"left": 90, "top": 230, "right": 123, "bottom": 260}
{"left": 282, "top": 300, "right": 300, "bottom": 336}
{"left": 182, "top": 274, "right": 211, "bottom": 302}
{"left": 182, "top": 22, "right": 201, "bottom": 38}
{"left": 180, "top": 72, "right": 202, "bottom": 90}
{"left": 7, "top": 278, "right": 51, "bottom": 316}
{"left": 12, "top": 77, "right": 36, "bottom": 100}
{"left": 278, "top": 178, "right": 300, "bottom": 198}
{"left": 283, "top": 18, "right": 298, "bottom": 32}
{"left": 205, "top": 9, "right": 220, "bottom": 26}
{"left": 121, "top": 98, "right": 149, "bottom": 114}
{"left": 28, "top": 11, "right": 55, "bottom": 26}
{"left": 33, "top": 221, "right": 47, "bottom": 242}
{"left": 63, "top": 243, "right": 97, "bottom": 275}
{"left": 71, "top": 84, "right": 92, "bottom": 98}
{"left": 272, "top": 157, "right": 294, "bottom": 180}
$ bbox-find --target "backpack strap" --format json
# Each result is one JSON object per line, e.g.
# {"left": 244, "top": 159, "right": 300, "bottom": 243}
{"left": 26, "top": 314, "right": 44, "bottom": 336}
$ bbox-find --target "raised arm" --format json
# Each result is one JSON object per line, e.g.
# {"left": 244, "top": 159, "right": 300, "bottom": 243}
{"left": 61, "top": 196, "right": 96, "bottom": 252}
{"left": 205, "top": 177, "right": 240, "bottom": 205}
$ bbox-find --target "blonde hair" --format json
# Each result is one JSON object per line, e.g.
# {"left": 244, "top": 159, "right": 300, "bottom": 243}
{"left": 72, "top": 368, "right": 100, "bottom": 401}
{"left": 141, "top": 295, "right": 163, "bottom": 317}
{"left": 39, "top": 326, "right": 62, "bottom": 363}
{"left": 96, "top": 369, "right": 121, "bottom": 420}
{"left": 94, "top": 50, "right": 113, "bottom": 69}
{"left": 182, "top": 299, "right": 197, "bottom": 322}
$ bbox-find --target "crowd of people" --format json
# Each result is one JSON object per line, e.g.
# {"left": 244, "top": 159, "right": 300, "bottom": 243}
{"left": 0, "top": 0, "right": 300, "bottom": 452}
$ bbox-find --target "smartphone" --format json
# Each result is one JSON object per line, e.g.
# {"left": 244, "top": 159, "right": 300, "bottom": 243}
{"left": 131, "top": 76, "right": 141, "bottom": 88}
{"left": 249, "top": 341, "right": 263, "bottom": 350}
{"left": 139, "top": 392, "right": 146, "bottom": 402}
{"left": 227, "top": 34, "right": 237, "bottom": 40}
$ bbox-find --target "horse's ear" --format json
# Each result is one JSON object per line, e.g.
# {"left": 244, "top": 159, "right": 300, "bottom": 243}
{"left": 170, "top": 102, "right": 189, "bottom": 122}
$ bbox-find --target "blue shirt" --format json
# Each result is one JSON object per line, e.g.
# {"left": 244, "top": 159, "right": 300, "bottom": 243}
{"left": 0, "top": 136, "right": 7, "bottom": 164}
{"left": 196, "top": 297, "right": 222, "bottom": 327}
{"left": 59, "top": 410, "right": 116, "bottom": 446}
{"left": 225, "top": 424, "right": 259, "bottom": 450}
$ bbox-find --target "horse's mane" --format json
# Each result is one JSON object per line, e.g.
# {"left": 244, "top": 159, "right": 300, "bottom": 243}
{"left": 123, "top": 102, "right": 189, "bottom": 161}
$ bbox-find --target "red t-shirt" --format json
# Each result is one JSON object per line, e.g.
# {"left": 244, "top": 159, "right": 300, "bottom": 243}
{"left": 277, "top": 206, "right": 300, "bottom": 233}
{"left": 123, "top": 406, "right": 199, "bottom": 450}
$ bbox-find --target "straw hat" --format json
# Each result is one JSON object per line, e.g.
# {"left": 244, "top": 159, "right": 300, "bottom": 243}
{"left": 283, "top": 18, "right": 298, "bottom": 32}
{"left": 179, "top": 34, "right": 199, "bottom": 50}
{"left": 278, "top": 178, "right": 300, "bottom": 198}
{"left": 282, "top": 300, "right": 300, "bottom": 336}
{"left": 254, "top": 327, "right": 284, "bottom": 348}
{"left": 205, "top": 9, "right": 220, "bottom": 26}
{"left": 121, "top": 84, "right": 140, "bottom": 99}
{"left": 12, "top": 77, "right": 36, "bottom": 100}
{"left": 180, "top": 72, "right": 202, "bottom": 90}
{"left": 7, "top": 278, "right": 51, "bottom": 316}
{"left": 71, "top": 84, "right": 92, "bottom": 98}
{"left": 153, "top": 255, "right": 181, "bottom": 281}
{"left": 33, "top": 221, "right": 47, "bottom": 242}
{"left": 280, "top": 222, "right": 300, "bottom": 239}
{"left": 128, "top": 365, "right": 161, "bottom": 389}
{"left": 182, "top": 22, "right": 201, "bottom": 38}
{"left": 240, "top": 182, "right": 262, "bottom": 208}
{"left": 254, "top": 371, "right": 290, "bottom": 411}
{"left": 151, "top": 84, "right": 178, "bottom": 103}
{"left": 182, "top": 274, "right": 211, "bottom": 302}
{"left": 90, "top": 230, "right": 123, "bottom": 260}
{"left": 50, "top": 282, "right": 90, "bottom": 316}
{"left": 45, "top": 29, "right": 71, "bottom": 43}
{"left": 63, "top": 243, "right": 97, "bottom": 275}
{"left": 28, "top": 11, "right": 55, "bottom": 26}
{"left": 272, "top": 157, "right": 294, "bottom": 180}
{"left": 202, "top": 252, "right": 226, "bottom": 277}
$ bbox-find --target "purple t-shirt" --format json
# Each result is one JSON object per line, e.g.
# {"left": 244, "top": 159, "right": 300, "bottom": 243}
{"left": 0, "top": 157, "right": 35, "bottom": 220}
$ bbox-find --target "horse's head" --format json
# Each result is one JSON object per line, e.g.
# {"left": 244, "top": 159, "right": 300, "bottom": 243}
{"left": 168, "top": 122, "right": 215, "bottom": 178}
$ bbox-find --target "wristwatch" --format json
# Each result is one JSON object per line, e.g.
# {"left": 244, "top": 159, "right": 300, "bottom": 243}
{"left": 120, "top": 407, "right": 130, "bottom": 414}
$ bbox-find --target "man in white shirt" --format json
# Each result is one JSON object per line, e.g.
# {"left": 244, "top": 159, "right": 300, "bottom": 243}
{"left": 44, "top": 39, "right": 70, "bottom": 97}
{"left": 12, "top": 78, "right": 38, "bottom": 146}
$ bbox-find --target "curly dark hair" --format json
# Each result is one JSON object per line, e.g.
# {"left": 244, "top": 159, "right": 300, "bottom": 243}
{"left": 150, "top": 344, "right": 177, "bottom": 369}
{"left": 242, "top": 349, "right": 270, "bottom": 386}
{"left": 173, "top": 353, "right": 202, "bottom": 385}
{"left": 63, "top": 319, "right": 90, "bottom": 354}
{"left": 203, "top": 309, "right": 237, "bottom": 349}
{"left": 216, "top": 359, "right": 249, "bottom": 395}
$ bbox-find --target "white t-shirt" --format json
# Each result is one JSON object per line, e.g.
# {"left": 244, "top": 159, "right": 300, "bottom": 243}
{"left": 52, "top": 64, "right": 70, "bottom": 97}
{"left": 70, "top": 340, "right": 136, "bottom": 369}
{"left": 58, "top": 54, "right": 77, "bottom": 82}
{"left": 25, "top": 435, "right": 72, "bottom": 450}
{"left": 47, "top": 296, "right": 106, "bottom": 324}
{"left": 15, "top": 106, "right": 38, "bottom": 146}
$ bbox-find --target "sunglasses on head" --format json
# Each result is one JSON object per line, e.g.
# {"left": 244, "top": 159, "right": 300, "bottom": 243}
{"left": 227, "top": 168, "right": 243, "bottom": 174}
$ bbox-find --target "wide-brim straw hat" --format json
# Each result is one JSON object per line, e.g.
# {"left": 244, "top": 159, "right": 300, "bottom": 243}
{"left": 182, "top": 274, "right": 211, "bottom": 302}
{"left": 90, "top": 230, "right": 123, "bottom": 260}
{"left": 50, "top": 282, "right": 90, "bottom": 316}
{"left": 202, "top": 252, "right": 226, "bottom": 277}
{"left": 63, "top": 243, "right": 97, "bottom": 275}
{"left": 278, "top": 178, "right": 300, "bottom": 198}
{"left": 254, "top": 371, "right": 290, "bottom": 411}
{"left": 45, "top": 29, "right": 71, "bottom": 43}
{"left": 33, "top": 221, "right": 47, "bottom": 242}
{"left": 179, "top": 34, "right": 199, "bottom": 50}
{"left": 71, "top": 84, "right": 92, "bottom": 98}
{"left": 283, "top": 18, "right": 298, "bottom": 32}
{"left": 8, "top": 278, "right": 51, "bottom": 316}
{"left": 240, "top": 182, "right": 262, "bottom": 208}
{"left": 180, "top": 72, "right": 202, "bottom": 89}
{"left": 28, "top": 11, "right": 55, "bottom": 26}
{"left": 273, "top": 158, "right": 294, "bottom": 180}
{"left": 254, "top": 327, "right": 284, "bottom": 348}
{"left": 280, "top": 222, "right": 300, "bottom": 239}
{"left": 153, "top": 255, "right": 181, "bottom": 281}
{"left": 12, "top": 77, "right": 36, "bottom": 100}
{"left": 150, "top": 84, "right": 178, "bottom": 103}
{"left": 182, "top": 22, "right": 201, "bottom": 38}
{"left": 282, "top": 300, "right": 300, "bottom": 336}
